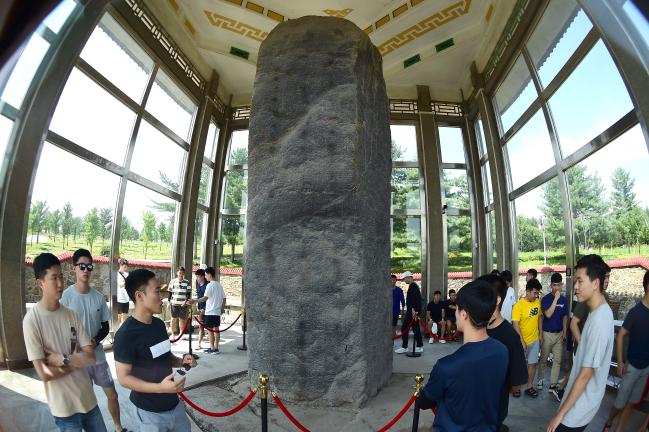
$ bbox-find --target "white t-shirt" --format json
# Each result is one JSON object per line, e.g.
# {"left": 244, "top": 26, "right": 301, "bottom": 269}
{"left": 501, "top": 286, "right": 517, "bottom": 323}
{"left": 204, "top": 281, "right": 226, "bottom": 316}
{"left": 61, "top": 285, "right": 111, "bottom": 364}
{"left": 117, "top": 271, "right": 130, "bottom": 303}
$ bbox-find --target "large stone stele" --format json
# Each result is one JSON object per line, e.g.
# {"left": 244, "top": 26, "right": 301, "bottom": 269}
{"left": 245, "top": 16, "right": 392, "bottom": 407}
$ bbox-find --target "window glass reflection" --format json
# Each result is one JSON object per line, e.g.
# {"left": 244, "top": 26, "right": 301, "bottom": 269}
{"left": 145, "top": 69, "right": 196, "bottom": 141}
{"left": 391, "top": 168, "right": 420, "bottom": 210}
{"left": 50, "top": 67, "right": 136, "bottom": 165}
{"left": 227, "top": 130, "right": 248, "bottom": 167}
{"left": 494, "top": 55, "right": 538, "bottom": 134}
{"left": 27, "top": 143, "right": 120, "bottom": 258}
{"left": 130, "top": 120, "right": 187, "bottom": 192}
{"left": 549, "top": 41, "right": 634, "bottom": 158}
{"left": 527, "top": 3, "right": 592, "bottom": 88}
{"left": 1, "top": 34, "right": 50, "bottom": 109}
{"left": 444, "top": 170, "right": 469, "bottom": 209}
{"left": 439, "top": 127, "right": 465, "bottom": 164}
{"left": 505, "top": 110, "right": 555, "bottom": 189}
{"left": 391, "top": 216, "right": 421, "bottom": 273}
{"left": 80, "top": 13, "right": 154, "bottom": 104}
{"left": 391, "top": 125, "right": 418, "bottom": 162}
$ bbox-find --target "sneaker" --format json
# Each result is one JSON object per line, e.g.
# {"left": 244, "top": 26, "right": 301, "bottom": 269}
{"left": 429, "top": 338, "right": 434, "bottom": 344}
{"left": 213, "top": 349, "right": 220, "bottom": 355}
{"left": 415, "top": 347, "right": 424, "bottom": 353}
{"left": 550, "top": 387, "right": 564, "bottom": 402}
{"left": 204, "top": 348, "right": 215, "bottom": 354}
{"left": 440, "top": 339, "right": 446, "bottom": 344}
{"left": 549, "top": 384, "right": 558, "bottom": 392}
{"left": 394, "top": 347, "right": 408, "bottom": 354}
{"left": 536, "top": 379, "right": 544, "bottom": 390}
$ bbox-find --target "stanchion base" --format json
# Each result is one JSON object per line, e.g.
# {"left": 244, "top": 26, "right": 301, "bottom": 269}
{"left": 237, "top": 346, "right": 248, "bottom": 351}
{"left": 405, "top": 352, "right": 422, "bottom": 358}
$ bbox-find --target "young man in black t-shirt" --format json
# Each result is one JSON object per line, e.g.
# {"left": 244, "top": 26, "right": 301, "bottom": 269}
{"left": 480, "top": 274, "right": 528, "bottom": 432}
{"left": 114, "top": 269, "right": 197, "bottom": 432}
{"left": 444, "top": 289, "right": 458, "bottom": 342}
{"left": 425, "top": 290, "right": 446, "bottom": 344}
{"left": 395, "top": 271, "right": 424, "bottom": 354}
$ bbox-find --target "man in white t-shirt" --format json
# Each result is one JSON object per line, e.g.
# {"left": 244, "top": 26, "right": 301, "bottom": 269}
{"left": 188, "top": 266, "right": 225, "bottom": 354}
{"left": 116, "top": 258, "right": 130, "bottom": 326}
{"left": 500, "top": 270, "right": 517, "bottom": 323}
{"left": 61, "top": 249, "right": 127, "bottom": 432}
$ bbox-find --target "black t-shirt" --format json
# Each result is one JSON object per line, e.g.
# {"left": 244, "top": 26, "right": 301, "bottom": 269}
{"left": 444, "top": 300, "right": 457, "bottom": 320}
{"left": 426, "top": 301, "right": 444, "bottom": 322}
{"left": 114, "top": 316, "right": 178, "bottom": 412}
{"left": 406, "top": 282, "right": 422, "bottom": 314}
{"left": 623, "top": 301, "right": 649, "bottom": 369}
{"left": 487, "top": 319, "right": 528, "bottom": 425}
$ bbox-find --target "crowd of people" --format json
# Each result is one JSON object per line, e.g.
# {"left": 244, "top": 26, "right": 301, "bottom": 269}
{"left": 22, "top": 249, "right": 227, "bottom": 432}
{"left": 393, "top": 256, "right": 649, "bottom": 432}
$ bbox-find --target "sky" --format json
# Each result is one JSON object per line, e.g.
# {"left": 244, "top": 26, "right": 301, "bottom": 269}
{"left": 1, "top": 0, "right": 648, "bottom": 241}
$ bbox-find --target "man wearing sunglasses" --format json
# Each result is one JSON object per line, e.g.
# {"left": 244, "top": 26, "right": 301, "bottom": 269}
{"left": 61, "top": 249, "right": 129, "bottom": 432}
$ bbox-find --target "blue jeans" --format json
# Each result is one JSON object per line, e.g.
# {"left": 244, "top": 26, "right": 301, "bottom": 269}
{"left": 53, "top": 405, "right": 107, "bottom": 432}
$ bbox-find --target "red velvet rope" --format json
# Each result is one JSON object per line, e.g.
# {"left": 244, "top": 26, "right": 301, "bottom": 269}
{"left": 392, "top": 317, "right": 416, "bottom": 340}
{"left": 179, "top": 389, "right": 257, "bottom": 417}
{"left": 377, "top": 395, "right": 416, "bottom": 432}
{"left": 418, "top": 318, "right": 462, "bottom": 341}
{"left": 272, "top": 394, "right": 311, "bottom": 432}
{"left": 170, "top": 317, "right": 191, "bottom": 343}
{"left": 194, "top": 314, "right": 241, "bottom": 333}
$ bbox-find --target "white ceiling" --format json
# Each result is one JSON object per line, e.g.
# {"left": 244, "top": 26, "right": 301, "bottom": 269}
{"left": 144, "top": 0, "right": 516, "bottom": 105}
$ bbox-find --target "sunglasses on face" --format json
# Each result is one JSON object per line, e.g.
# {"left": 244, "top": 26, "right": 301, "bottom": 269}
{"left": 76, "top": 263, "right": 94, "bottom": 272}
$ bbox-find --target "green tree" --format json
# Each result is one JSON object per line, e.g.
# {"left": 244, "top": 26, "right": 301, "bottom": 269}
{"left": 46, "top": 209, "right": 61, "bottom": 243}
{"left": 610, "top": 168, "right": 637, "bottom": 213}
{"left": 157, "top": 221, "right": 167, "bottom": 250}
{"left": 29, "top": 201, "right": 49, "bottom": 244}
{"left": 141, "top": 211, "right": 157, "bottom": 259}
{"left": 61, "top": 202, "right": 74, "bottom": 248}
{"left": 83, "top": 208, "right": 101, "bottom": 253}
{"left": 444, "top": 171, "right": 471, "bottom": 252}
{"left": 72, "top": 217, "right": 82, "bottom": 241}
{"left": 99, "top": 208, "right": 113, "bottom": 247}
{"left": 517, "top": 216, "right": 544, "bottom": 252}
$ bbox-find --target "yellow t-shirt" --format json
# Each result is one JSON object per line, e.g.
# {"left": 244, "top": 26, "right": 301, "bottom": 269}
{"left": 512, "top": 298, "right": 541, "bottom": 345}
{"left": 22, "top": 303, "right": 97, "bottom": 417}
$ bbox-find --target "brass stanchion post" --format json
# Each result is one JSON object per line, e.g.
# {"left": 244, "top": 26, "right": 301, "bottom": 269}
{"left": 259, "top": 374, "right": 269, "bottom": 432}
{"left": 411, "top": 374, "right": 424, "bottom": 432}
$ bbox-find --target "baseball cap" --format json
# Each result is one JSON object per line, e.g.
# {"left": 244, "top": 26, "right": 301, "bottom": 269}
{"left": 401, "top": 271, "right": 414, "bottom": 279}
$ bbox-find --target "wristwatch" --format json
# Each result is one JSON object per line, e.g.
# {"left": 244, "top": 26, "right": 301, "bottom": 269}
{"left": 62, "top": 354, "right": 70, "bottom": 367}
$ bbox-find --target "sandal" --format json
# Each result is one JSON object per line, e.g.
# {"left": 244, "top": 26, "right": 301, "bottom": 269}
{"left": 512, "top": 390, "right": 521, "bottom": 398}
{"left": 524, "top": 388, "right": 538, "bottom": 398}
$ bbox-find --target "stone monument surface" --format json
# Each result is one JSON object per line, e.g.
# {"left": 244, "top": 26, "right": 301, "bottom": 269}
{"left": 246, "top": 16, "right": 392, "bottom": 406}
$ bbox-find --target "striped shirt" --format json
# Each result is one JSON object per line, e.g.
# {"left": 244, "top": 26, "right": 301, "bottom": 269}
{"left": 169, "top": 278, "right": 191, "bottom": 306}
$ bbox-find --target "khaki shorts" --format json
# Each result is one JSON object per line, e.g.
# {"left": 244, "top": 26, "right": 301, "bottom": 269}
{"left": 614, "top": 363, "right": 649, "bottom": 409}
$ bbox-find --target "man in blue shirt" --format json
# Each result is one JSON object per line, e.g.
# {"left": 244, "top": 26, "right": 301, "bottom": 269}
{"left": 391, "top": 274, "right": 405, "bottom": 337}
{"left": 194, "top": 269, "right": 208, "bottom": 349}
{"left": 537, "top": 272, "right": 569, "bottom": 391}
{"left": 417, "top": 280, "right": 508, "bottom": 431}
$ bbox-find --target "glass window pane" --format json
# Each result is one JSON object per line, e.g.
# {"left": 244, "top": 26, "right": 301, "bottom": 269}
{"left": 475, "top": 116, "right": 487, "bottom": 158}
{"left": 43, "top": 0, "right": 77, "bottom": 33}
{"left": 222, "top": 170, "right": 248, "bottom": 210}
{"left": 567, "top": 124, "right": 649, "bottom": 260}
{"left": 205, "top": 122, "right": 219, "bottom": 161}
{"left": 489, "top": 211, "right": 497, "bottom": 269}
{"left": 1, "top": 34, "right": 50, "bottom": 109}
{"left": 444, "top": 170, "right": 469, "bottom": 209}
{"left": 227, "top": 130, "right": 248, "bottom": 167}
{"left": 391, "top": 125, "right": 418, "bottom": 162}
{"left": 145, "top": 69, "right": 196, "bottom": 141}
{"left": 391, "top": 168, "right": 420, "bottom": 210}
{"left": 391, "top": 216, "right": 421, "bottom": 273}
{"left": 505, "top": 110, "right": 555, "bottom": 189}
{"left": 193, "top": 211, "right": 207, "bottom": 265}
{"left": 527, "top": 3, "right": 592, "bottom": 87}
{"left": 514, "top": 177, "right": 565, "bottom": 285}
{"left": 130, "top": 120, "right": 187, "bottom": 193}
{"left": 494, "top": 55, "right": 538, "bottom": 134}
{"left": 0, "top": 115, "right": 13, "bottom": 165}
{"left": 439, "top": 126, "right": 465, "bottom": 164}
{"left": 119, "top": 181, "right": 177, "bottom": 262}
{"left": 198, "top": 163, "right": 212, "bottom": 207}
{"left": 447, "top": 216, "right": 472, "bottom": 272}
{"left": 49, "top": 67, "right": 136, "bottom": 165}
{"left": 27, "top": 144, "right": 120, "bottom": 258}
{"left": 220, "top": 214, "right": 245, "bottom": 268}
{"left": 80, "top": 14, "right": 154, "bottom": 104}
{"left": 483, "top": 160, "right": 493, "bottom": 204}
{"left": 549, "top": 41, "right": 634, "bottom": 158}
